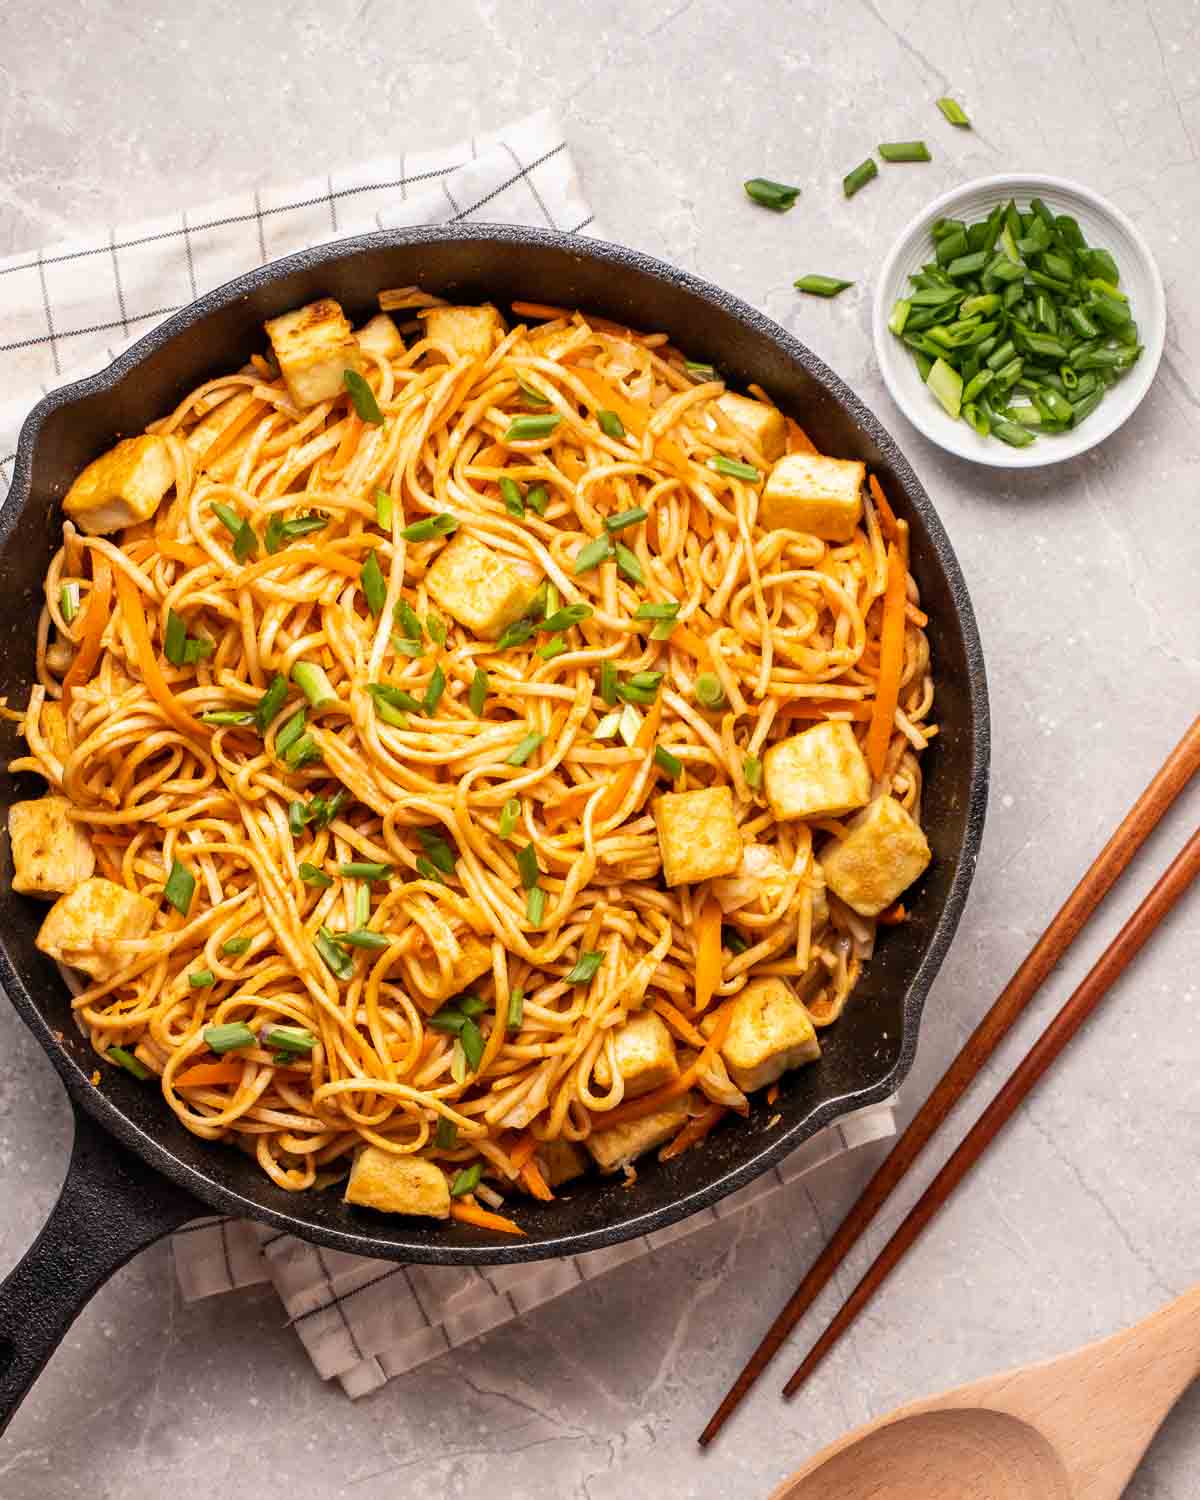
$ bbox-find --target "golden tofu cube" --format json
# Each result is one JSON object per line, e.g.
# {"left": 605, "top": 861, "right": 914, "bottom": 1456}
{"left": 718, "top": 977, "right": 820, "bottom": 1093}
{"left": 62, "top": 435, "right": 175, "bottom": 536}
{"left": 420, "top": 304, "right": 506, "bottom": 362}
{"left": 717, "top": 393, "right": 787, "bottom": 462}
{"left": 9, "top": 797, "right": 94, "bottom": 898}
{"left": 356, "top": 313, "right": 405, "bottom": 361}
{"left": 36, "top": 877, "right": 156, "bottom": 980}
{"left": 763, "top": 721, "right": 871, "bottom": 822}
{"left": 586, "top": 1097, "right": 690, "bottom": 1173}
{"left": 41, "top": 702, "right": 71, "bottom": 765}
{"left": 820, "top": 794, "right": 931, "bottom": 917}
{"left": 265, "top": 298, "right": 364, "bottom": 409}
{"left": 538, "top": 1139, "right": 589, "bottom": 1189}
{"left": 761, "top": 453, "right": 865, "bottom": 542}
{"left": 424, "top": 531, "right": 538, "bottom": 639}
{"left": 344, "top": 1148, "right": 450, "bottom": 1218}
{"left": 594, "top": 1010, "right": 679, "bottom": 1099}
{"left": 422, "top": 931, "right": 494, "bottom": 1011}
{"left": 654, "top": 785, "right": 743, "bottom": 888}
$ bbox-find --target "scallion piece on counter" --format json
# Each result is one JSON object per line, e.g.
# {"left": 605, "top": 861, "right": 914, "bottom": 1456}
{"left": 694, "top": 673, "right": 726, "bottom": 711}
{"left": 204, "top": 1022, "right": 256, "bottom": 1054}
{"left": 299, "top": 862, "right": 333, "bottom": 888}
{"left": 498, "top": 798, "right": 520, "bottom": 839}
{"left": 573, "top": 536, "right": 613, "bottom": 575}
{"left": 108, "top": 1047, "right": 149, "bottom": 1079}
{"left": 744, "top": 177, "right": 801, "bottom": 212}
{"left": 189, "top": 969, "right": 215, "bottom": 989}
{"left": 292, "top": 661, "right": 337, "bottom": 709}
{"left": 374, "top": 488, "right": 393, "bottom": 530}
{"left": 163, "top": 859, "right": 195, "bottom": 916}
{"left": 604, "top": 506, "right": 648, "bottom": 533}
{"left": 936, "top": 97, "right": 971, "bottom": 127}
{"left": 469, "top": 667, "right": 489, "bottom": 717}
{"left": 507, "top": 987, "right": 525, "bottom": 1031}
{"left": 343, "top": 368, "right": 383, "bottom": 424}
{"left": 794, "top": 274, "right": 854, "bottom": 298}
{"left": 654, "top": 745, "right": 683, "bottom": 779}
{"left": 526, "top": 887, "right": 547, "bottom": 927}
{"left": 504, "top": 414, "right": 561, "bottom": 442}
{"left": 222, "top": 936, "right": 252, "bottom": 955}
{"left": 59, "top": 582, "right": 80, "bottom": 624}
{"left": 597, "top": 409, "right": 625, "bottom": 440}
{"left": 614, "top": 543, "right": 643, "bottom": 584}
{"left": 878, "top": 141, "right": 932, "bottom": 162}
{"left": 210, "top": 501, "right": 258, "bottom": 561}
{"left": 707, "top": 455, "right": 760, "bottom": 481}
{"left": 360, "top": 550, "right": 387, "bottom": 616}
{"left": 399, "top": 513, "right": 457, "bottom": 543}
{"left": 507, "top": 731, "right": 544, "bottom": 767}
{"left": 451, "top": 1163, "right": 482, "bottom": 1197}
{"left": 842, "top": 158, "right": 878, "bottom": 197}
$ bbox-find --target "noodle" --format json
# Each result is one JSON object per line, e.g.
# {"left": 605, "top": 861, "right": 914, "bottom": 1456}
{"left": 11, "top": 297, "right": 936, "bottom": 1219}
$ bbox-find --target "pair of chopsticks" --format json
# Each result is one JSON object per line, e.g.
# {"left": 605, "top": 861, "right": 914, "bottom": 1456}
{"left": 700, "top": 714, "right": 1200, "bottom": 1445}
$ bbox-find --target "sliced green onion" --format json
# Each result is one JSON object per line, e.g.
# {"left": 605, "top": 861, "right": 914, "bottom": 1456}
{"left": 565, "top": 950, "right": 604, "bottom": 984}
{"left": 543, "top": 584, "right": 560, "bottom": 620}
{"left": 264, "top": 1025, "right": 316, "bottom": 1054}
{"left": 542, "top": 604, "right": 594, "bottom": 632}
{"left": 599, "top": 659, "right": 619, "bottom": 706}
{"left": 744, "top": 177, "right": 801, "bottom": 212}
{"left": 163, "top": 609, "right": 189, "bottom": 667}
{"left": 434, "top": 1116, "right": 458, "bottom": 1149}
{"left": 399, "top": 513, "right": 457, "bottom": 543}
{"left": 499, "top": 798, "right": 520, "bottom": 838}
{"left": 451, "top": 1163, "right": 482, "bottom": 1197}
{"left": 597, "top": 409, "right": 625, "bottom": 440}
{"left": 428, "top": 1003, "right": 467, "bottom": 1033}
{"left": 526, "top": 887, "right": 546, "bottom": 927}
{"left": 299, "top": 862, "right": 333, "bottom": 888}
{"left": 204, "top": 1022, "right": 256, "bottom": 1054}
{"left": 374, "top": 488, "right": 393, "bottom": 530}
{"left": 518, "top": 378, "right": 550, "bottom": 408}
{"left": 108, "top": 1046, "right": 150, "bottom": 1079}
{"left": 335, "top": 928, "right": 391, "bottom": 950}
{"left": 743, "top": 755, "right": 763, "bottom": 789}
{"left": 59, "top": 582, "right": 80, "bottom": 624}
{"left": 654, "top": 745, "right": 682, "bottom": 779}
{"left": 210, "top": 501, "right": 258, "bottom": 561}
{"left": 182, "top": 635, "right": 214, "bottom": 666}
{"left": 201, "top": 709, "right": 254, "bottom": 726}
{"left": 416, "top": 827, "right": 455, "bottom": 875}
{"left": 573, "top": 536, "right": 613, "bottom": 575}
{"left": 360, "top": 550, "right": 387, "bottom": 617}
{"left": 468, "top": 668, "right": 489, "bottom": 717}
{"left": 926, "top": 357, "right": 964, "bottom": 419}
{"left": 495, "top": 618, "right": 535, "bottom": 652}
{"left": 537, "top": 637, "right": 568, "bottom": 660}
{"left": 163, "top": 859, "right": 195, "bottom": 916}
{"left": 507, "top": 731, "right": 544, "bottom": 767}
{"left": 222, "top": 936, "right": 252, "bottom": 955}
{"left": 504, "top": 414, "right": 561, "bottom": 442}
{"left": 275, "top": 707, "right": 307, "bottom": 759}
{"left": 842, "top": 158, "right": 878, "bottom": 197}
{"left": 694, "top": 673, "right": 726, "bottom": 711}
{"left": 254, "top": 673, "right": 288, "bottom": 733}
{"left": 414, "top": 856, "right": 445, "bottom": 884}
{"left": 592, "top": 711, "right": 621, "bottom": 741}
{"left": 684, "top": 360, "right": 718, "bottom": 382}
{"left": 618, "top": 703, "right": 641, "bottom": 746}
{"left": 878, "top": 141, "right": 931, "bottom": 162}
{"left": 426, "top": 612, "right": 447, "bottom": 646}
{"left": 499, "top": 476, "right": 525, "bottom": 517}
{"left": 367, "top": 682, "right": 422, "bottom": 715}
{"left": 525, "top": 484, "right": 550, "bottom": 516}
{"left": 708, "top": 454, "right": 760, "bottom": 482}
{"left": 722, "top": 926, "right": 749, "bottom": 956}
{"left": 292, "top": 660, "right": 337, "bottom": 709}
{"left": 507, "top": 987, "right": 524, "bottom": 1031}
{"left": 288, "top": 800, "right": 307, "bottom": 837}
{"left": 343, "top": 368, "right": 383, "bottom": 424}
{"left": 614, "top": 543, "right": 643, "bottom": 584}
{"left": 392, "top": 637, "right": 423, "bottom": 658}
{"left": 516, "top": 842, "right": 540, "bottom": 890}
{"left": 315, "top": 926, "right": 354, "bottom": 980}
{"left": 936, "top": 97, "right": 971, "bottom": 127}
{"left": 264, "top": 512, "right": 329, "bottom": 554}
{"left": 604, "top": 506, "right": 648, "bottom": 533}
{"left": 888, "top": 300, "right": 911, "bottom": 336}
{"left": 649, "top": 619, "right": 677, "bottom": 641}
{"left": 422, "top": 664, "right": 445, "bottom": 715}
{"left": 394, "top": 598, "right": 423, "bottom": 640}
{"left": 189, "top": 969, "right": 215, "bottom": 989}
{"left": 283, "top": 733, "right": 321, "bottom": 770}
{"left": 634, "top": 600, "right": 679, "bottom": 620}
{"left": 354, "top": 880, "right": 371, "bottom": 928}
{"left": 338, "top": 861, "right": 391, "bottom": 881}
{"left": 459, "top": 1017, "right": 484, "bottom": 1071}
{"left": 794, "top": 275, "right": 854, "bottom": 298}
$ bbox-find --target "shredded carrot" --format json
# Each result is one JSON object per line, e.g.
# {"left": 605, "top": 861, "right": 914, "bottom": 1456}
{"left": 520, "top": 1160, "right": 554, "bottom": 1201}
{"left": 865, "top": 531, "right": 908, "bottom": 780}
{"left": 174, "top": 1060, "right": 243, "bottom": 1088}
{"left": 450, "top": 1201, "right": 526, "bottom": 1236}
{"left": 785, "top": 418, "right": 818, "bottom": 455}
{"left": 542, "top": 782, "right": 600, "bottom": 830}
{"left": 878, "top": 902, "right": 908, "bottom": 925}
{"left": 660, "top": 1103, "right": 728, "bottom": 1161}
{"left": 249, "top": 354, "right": 274, "bottom": 378}
{"left": 765, "top": 1083, "right": 780, "bottom": 1106}
{"left": 200, "top": 396, "right": 266, "bottom": 468}
{"left": 62, "top": 557, "right": 112, "bottom": 710}
{"left": 156, "top": 539, "right": 209, "bottom": 567}
{"left": 671, "top": 624, "right": 713, "bottom": 669}
{"left": 694, "top": 897, "right": 723, "bottom": 1014}
{"left": 594, "top": 697, "right": 663, "bottom": 823}
{"left": 239, "top": 546, "right": 362, "bottom": 582}
{"left": 598, "top": 1002, "right": 734, "bottom": 1130}
{"left": 776, "top": 699, "right": 872, "bottom": 723}
{"left": 511, "top": 300, "right": 571, "bottom": 321}
{"left": 508, "top": 1132, "right": 538, "bottom": 1171}
{"left": 92, "top": 844, "right": 122, "bottom": 882}
{"left": 114, "top": 570, "right": 206, "bottom": 738}
{"left": 573, "top": 370, "right": 691, "bottom": 478}
{"left": 653, "top": 998, "right": 707, "bottom": 1048}
{"left": 868, "top": 474, "right": 899, "bottom": 540}
{"left": 332, "top": 413, "right": 362, "bottom": 469}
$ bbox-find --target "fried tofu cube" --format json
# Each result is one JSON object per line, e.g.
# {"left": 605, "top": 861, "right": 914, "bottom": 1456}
{"left": 265, "top": 298, "right": 364, "bottom": 409}
{"left": 9, "top": 797, "right": 94, "bottom": 898}
{"left": 763, "top": 721, "right": 871, "bottom": 822}
{"left": 424, "top": 531, "right": 538, "bottom": 639}
{"left": 594, "top": 1010, "right": 679, "bottom": 1099}
{"left": 717, "top": 393, "right": 787, "bottom": 463}
{"left": 356, "top": 313, "right": 405, "bottom": 361}
{"left": 761, "top": 453, "right": 865, "bottom": 542}
{"left": 819, "top": 794, "right": 931, "bottom": 917}
{"left": 654, "top": 785, "right": 743, "bottom": 888}
{"left": 62, "top": 435, "right": 175, "bottom": 536}
{"left": 538, "top": 1139, "right": 589, "bottom": 1189}
{"left": 586, "top": 1097, "right": 690, "bottom": 1173}
{"left": 41, "top": 702, "right": 71, "bottom": 765}
{"left": 35, "top": 877, "right": 156, "bottom": 980}
{"left": 716, "top": 977, "right": 820, "bottom": 1092}
{"left": 344, "top": 1148, "right": 450, "bottom": 1218}
{"left": 420, "top": 304, "right": 506, "bottom": 362}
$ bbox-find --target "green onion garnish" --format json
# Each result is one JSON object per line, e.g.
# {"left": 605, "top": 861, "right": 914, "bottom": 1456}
{"left": 618, "top": 704, "right": 641, "bottom": 747}
{"left": 416, "top": 827, "right": 455, "bottom": 875}
{"left": 516, "top": 843, "right": 540, "bottom": 890}
{"left": 428, "top": 1004, "right": 467, "bottom": 1033}
{"left": 291, "top": 660, "right": 337, "bottom": 709}
{"left": 468, "top": 668, "right": 489, "bottom": 717}
{"left": 354, "top": 881, "right": 370, "bottom": 928}
{"left": 614, "top": 543, "right": 643, "bottom": 584}
{"left": 879, "top": 140, "right": 932, "bottom": 163}
{"left": 708, "top": 454, "right": 761, "bottom": 482}
{"left": 518, "top": 378, "right": 550, "bottom": 408}
{"left": 723, "top": 926, "right": 749, "bottom": 956}
{"left": 315, "top": 927, "right": 354, "bottom": 980}
{"left": 201, "top": 709, "right": 254, "bottom": 726}
{"left": 565, "top": 950, "right": 604, "bottom": 984}
{"left": 634, "top": 600, "right": 679, "bottom": 621}
{"left": 537, "top": 637, "right": 567, "bottom": 661}
{"left": 343, "top": 368, "right": 383, "bottom": 424}
{"left": 936, "top": 97, "right": 970, "bottom": 127}
{"left": 434, "top": 1116, "right": 458, "bottom": 1149}
{"left": 163, "top": 609, "right": 189, "bottom": 667}
{"left": 684, "top": 360, "right": 718, "bottom": 383}
{"left": 499, "top": 477, "right": 525, "bottom": 517}
{"left": 526, "top": 887, "right": 546, "bottom": 927}
{"left": 275, "top": 707, "right": 307, "bottom": 758}
{"left": 451, "top": 1163, "right": 482, "bottom": 1197}
{"left": 254, "top": 673, "right": 288, "bottom": 733}
{"left": 222, "top": 936, "right": 252, "bottom": 955}
{"left": 743, "top": 755, "right": 763, "bottom": 789}
{"left": 604, "top": 506, "right": 648, "bottom": 533}
{"left": 507, "top": 987, "right": 524, "bottom": 1031}
{"left": 189, "top": 969, "right": 215, "bottom": 989}
{"left": 399, "top": 513, "right": 457, "bottom": 543}
{"left": 414, "top": 857, "right": 445, "bottom": 884}
{"left": 59, "top": 582, "right": 80, "bottom": 624}
{"left": 360, "top": 550, "right": 387, "bottom": 617}
{"left": 264, "top": 1025, "right": 316, "bottom": 1053}
{"left": 182, "top": 636, "right": 214, "bottom": 666}
{"left": 597, "top": 409, "right": 625, "bottom": 440}
{"left": 744, "top": 177, "right": 801, "bottom": 212}
{"left": 335, "top": 928, "right": 391, "bottom": 950}
{"left": 375, "top": 488, "right": 393, "bottom": 530}
{"left": 616, "top": 670, "right": 663, "bottom": 706}
{"left": 504, "top": 414, "right": 561, "bottom": 442}
{"left": 794, "top": 275, "right": 854, "bottom": 298}
{"left": 459, "top": 1018, "right": 484, "bottom": 1071}
{"left": 393, "top": 638, "right": 423, "bottom": 658}
{"left": 394, "top": 598, "right": 423, "bottom": 641}
{"left": 842, "top": 158, "right": 878, "bottom": 197}
{"left": 367, "top": 683, "right": 423, "bottom": 715}
{"left": 282, "top": 733, "right": 320, "bottom": 770}
{"left": 422, "top": 664, "right": 445, "bottom": 715}
{"left": 694, "top": 673, "right": 726, "bottom": 710}
{"left": 204, "top": 1022, "right": 256, "bottom": 1054}
{"left": 592, "top": 712, "right": 620, "bottom": 740}
{"left": 339, "top": 861, "right": 391, "bottom": 881}
{"left": 210, "top": 501, "right": 258, "bottom": 561}
{"left": 299, "top": 862, "right": 333, "bottom": 888}
{"left": 507, "top": 731, "right": 544, "bottom": 767}
{"left": 264, "top": 512, "right": 329, "bottom": 554}
{"left": 426, "top": 612, "right": 447, "bottom": 646}
{"left": 542, "top": 604, "right": 593, "bottom": 631}
{"left": 654, "top": 745, "right": 682, "bottom": 779}
{"left": 108, "top": 1046, "right": 150, "bottom": 1079}
{"left": 495, "top": 618, "right": 535, "bottom": 652}
{"left": 498, "top": 798, "right": 520, "bottom": 839}
{"left": 573, "top": 536, "right": 613, "bottom": 575}
{"left": 525, "top": 484, "right": 550, "bottom": 516}
{"left": 163, "top": 858, "right": 195, "bottom": 916}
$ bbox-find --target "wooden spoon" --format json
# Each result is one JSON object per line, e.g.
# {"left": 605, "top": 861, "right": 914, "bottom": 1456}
{"left": 769, "top": 1285, "right": 1200, "bottom": 1499}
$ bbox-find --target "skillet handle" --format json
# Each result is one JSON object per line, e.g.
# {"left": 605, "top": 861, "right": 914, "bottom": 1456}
{"left": 0, "top": 1104, "right": 201, "bottom": 1435}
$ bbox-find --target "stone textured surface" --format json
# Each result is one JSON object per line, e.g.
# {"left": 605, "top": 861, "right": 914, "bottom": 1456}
{"left": 2, "top": 1, "right": 1198, "bottom": 1494}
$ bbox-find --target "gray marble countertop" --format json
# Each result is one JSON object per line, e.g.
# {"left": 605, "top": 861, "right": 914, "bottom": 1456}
{"left": 2, "top": 1, "right": 1198, "bottom": 1494}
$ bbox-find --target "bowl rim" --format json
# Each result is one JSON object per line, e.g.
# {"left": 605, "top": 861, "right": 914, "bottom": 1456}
{"left": 871, "top": 171, "right": 1167, "bottom": 469}
{"left": 1, "top": 223, "right": 990, "bottom": 1264}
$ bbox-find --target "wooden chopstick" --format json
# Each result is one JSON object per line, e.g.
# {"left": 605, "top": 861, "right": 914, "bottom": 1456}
{"left": 699, "top": 714, "right": 1200, "bottom": 1444}
{"left": 782, "top": 822, "right": 1200, "bottom": 1397}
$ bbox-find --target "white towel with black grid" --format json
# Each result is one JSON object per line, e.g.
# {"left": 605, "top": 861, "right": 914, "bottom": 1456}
{"left": 0, "top": 108, "right": 898, "bottom": 1397}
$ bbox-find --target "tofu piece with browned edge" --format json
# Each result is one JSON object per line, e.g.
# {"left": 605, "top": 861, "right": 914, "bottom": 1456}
{"left": 820, "top": 795, "right": 931, "bottom": 917}
{"left": 265, "top": 298, "right": 364, "bottom": 409}
{"left": 424, "top": 531, "right": 538, "bottom": 639}
{"left": 9, "top": 796, "right": 94, "bottom": 898}
{"left": 594, "top": 1010, "right": 679, "bottom": 1099}
{"left": 586, "top": 1097, "right": 690, "bottom": 1172}
{"left": 356, "top": 313, "right": 405, "bottom": 361}
{"left": 716, "top": 977, "right": 820, "bottom": 1092}
{"left": 654, "top": 785, "right": 743, "bottom": 888}
{"left": 344, "top": 1148, "right": 450, "bottom": 1218}
{"left": 63, "top": 435, "right": 175, "bottom": 536}
{"left": 761, "top": 453, "right": 865, "bottom": 542}
{"left": 420, "top": 304, "right": 506, "bottom": 362}
{"left": 538, "top": 1139, "right": 589, "bottom": 1188}
{"left": 763, "top": 721, "right": 871, "bottom": 822}
{"left": 717, "top": 393, "right": 787, "bottom": 463}
{"left": 40, "top": 702, "right": 71, "bottom": 765}
{"left": 36, "top": 877, "right": 156, "bottom": 980}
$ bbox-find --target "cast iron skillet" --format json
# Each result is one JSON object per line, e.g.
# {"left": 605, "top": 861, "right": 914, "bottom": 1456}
{"left": 0, "top": 225, "right": 988, "bottom": 1431}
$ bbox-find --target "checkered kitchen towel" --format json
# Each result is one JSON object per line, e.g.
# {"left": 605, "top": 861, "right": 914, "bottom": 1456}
{"left": 0, "top": 109, "right": 898, "bottom": 1396}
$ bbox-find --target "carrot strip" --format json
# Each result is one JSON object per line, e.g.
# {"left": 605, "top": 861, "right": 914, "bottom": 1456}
{"left": 775, "top": 700, "right": 872, "bottom": 723}
{"left": 238, "top": 546, "right": 363, "bottom": 583}
{"left": 508, "top": 1132, "right": 538, "bottom": 1171}
{"left": 868, "top": 474, "right": 898, "bottom": 541}
{"left": 671, "top": 624, "right": 713, "bottom": 669}
{"left": 865, "top": 534, "right": 908, "bottom": 780}
{"left": 450, "top": 1201, "right": 526, "bottom": 1236}
{"left": 331, "top": 413, "right": 362, "bottom": 470}
{"left": 174, "top": 1060, "right": 243, "bottom": 1088}
{"left": 542, "top": 782, "right": 601, "bottom": 829}
{"left": 573, "top": 370, "right": 691, "bottom": 478}
{"left": 765, "top": 1083, "right": 780, "bottom": 1106}
{"left": 62, "top": 557, "right": 112, "bottom": 709}
{"left": 660, "top": 1103, "right": 728, "bottom": 1161}
{"left": 878, "top": 902, "right": 908, "bottom": 925}
{"left": 597, "top": 1002, "right": 734, "bottom": 1130}
{"left": 114, "top": 570, "right": 207, "bottom": 738}
{"left": 785, "top": 418, "right": 818, "bottom": 455}
{"left": 594, "top": 697, "right": 663, "bottom": 823}
{"left": 653, "top": 998, "right": 708, "bottom": 1049}
{"left": 199, "top": 397, "right": 266, "bottom": 468}
{"left": 694, "top": 897, "right": 723, "bottom": 1014}
{"left": 156, "top": 540, "right": 209, "bottom": 567}
{"left": 511, "top": 300, "right": 571, "bottom": 321}
{"left": 520, "top": 1161, "right": 554, "bottom": 1201}
{"left": 249, "top": 354, "right": 274, "bottom": 379}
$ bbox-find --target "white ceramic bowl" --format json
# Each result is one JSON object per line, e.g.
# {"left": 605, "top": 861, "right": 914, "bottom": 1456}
{"left": 871, "top": 173, "right": 1166, "bottom": 468}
